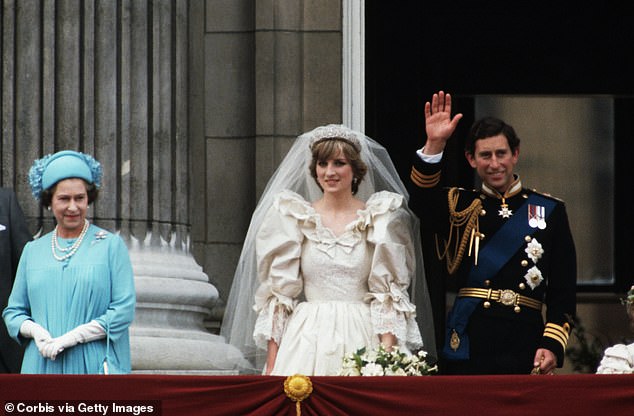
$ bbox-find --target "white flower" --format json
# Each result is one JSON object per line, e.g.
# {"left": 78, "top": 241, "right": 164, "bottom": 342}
{"left": 339, "top": 355, "right": 359, "bottom": 374}
{"left": 525, "top": 238, "right": 544, "bottom": 263}
{"left": 524, "top": 266, "right": 544, "bottom": 289}
{"left": 361, "top": 362, "right": 385, "bottom": 376}
{"left": 365, "top": 349, "right": 379, "bottom": 363}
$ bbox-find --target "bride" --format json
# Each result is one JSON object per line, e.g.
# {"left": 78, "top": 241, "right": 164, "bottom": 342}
{"left": 220, "top": 124, "right": 435, "bottom": 375}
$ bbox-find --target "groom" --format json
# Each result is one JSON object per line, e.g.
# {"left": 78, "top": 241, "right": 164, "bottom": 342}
{"left": 408, "top": 91, "right": 577, "bottom": 375}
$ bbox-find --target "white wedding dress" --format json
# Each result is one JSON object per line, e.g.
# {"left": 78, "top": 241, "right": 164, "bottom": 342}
{"left": 596, "top": 343, "right": 634, "bottom": 374}
{"left": 253, "top": 189, "right": 423, "bottom": 376}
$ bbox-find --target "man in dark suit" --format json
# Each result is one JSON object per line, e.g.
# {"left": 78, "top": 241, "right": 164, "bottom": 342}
{"left": 0, "top": 187, "right": 32, "bottom": 372}
{"left": 408, "top": 91, "right": 577, "bottom": 375}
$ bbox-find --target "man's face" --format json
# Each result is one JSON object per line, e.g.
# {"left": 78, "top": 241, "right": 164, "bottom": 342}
{"left": 465, "top": 134, "right": 519, "bottom": 194}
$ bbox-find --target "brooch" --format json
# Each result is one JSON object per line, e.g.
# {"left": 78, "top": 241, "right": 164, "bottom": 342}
{"left": 525, "top": 238, "right": 544, "bottom": 263}
{"left": 524, "top": 266, "right": 544, "bottom": 290}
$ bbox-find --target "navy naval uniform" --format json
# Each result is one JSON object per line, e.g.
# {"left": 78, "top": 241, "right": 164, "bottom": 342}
{"left": 409, "top": 156, "right": 577, "bottom": 375}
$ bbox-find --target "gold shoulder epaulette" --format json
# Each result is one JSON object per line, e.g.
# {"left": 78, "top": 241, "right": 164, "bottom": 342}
{"left": 529, "top": 188, "right": 565, "bottom": 203}
{"left": 410, "top": 166, "right": 440, "bottom": 188}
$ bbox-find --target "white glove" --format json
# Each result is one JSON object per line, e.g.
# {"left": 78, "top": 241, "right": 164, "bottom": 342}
{"left": 19, "top": 320, "right": 52, "bottom": 356}
{"left": 41, "top": 332, "right": 77, "bottom": 360}
{"left": 41, "top": 320, "right": 106, "bottom": 360}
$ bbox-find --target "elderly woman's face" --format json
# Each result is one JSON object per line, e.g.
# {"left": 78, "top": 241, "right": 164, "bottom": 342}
{"left": 51, "top": 178, "right": 89, "bottom": 237}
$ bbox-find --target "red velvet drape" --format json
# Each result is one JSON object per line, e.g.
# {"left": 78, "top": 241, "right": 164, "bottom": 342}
{"left": 1, "top": 374, "right": 633, "bottom": 415}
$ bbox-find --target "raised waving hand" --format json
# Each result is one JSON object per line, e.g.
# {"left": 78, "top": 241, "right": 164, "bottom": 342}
{"left": 422, "top": 91, "right": 463, "bottom": 155}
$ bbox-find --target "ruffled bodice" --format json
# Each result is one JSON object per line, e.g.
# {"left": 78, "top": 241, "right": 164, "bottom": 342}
{"left": 252, "top": 190, "right": 423, "bottom": 374}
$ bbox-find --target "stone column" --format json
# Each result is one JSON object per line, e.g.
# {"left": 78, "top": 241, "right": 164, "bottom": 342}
{"left": 1, "top": 0, "right": 247, "bottom": 373}
{"left": 195, "top": 0, "right": 346, "bottom": 337}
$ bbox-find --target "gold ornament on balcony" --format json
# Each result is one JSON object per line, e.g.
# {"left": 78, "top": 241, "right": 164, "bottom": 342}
{"left": 284, "top": 374, "right": 313, "bottom": 415}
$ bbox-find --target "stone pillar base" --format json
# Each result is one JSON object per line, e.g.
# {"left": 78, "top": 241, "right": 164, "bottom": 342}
{"left": 128, "top": 247, "right": 249, "bottom": 373}
{"left": 131, "top": 334, "right": 245, "bottom": 375}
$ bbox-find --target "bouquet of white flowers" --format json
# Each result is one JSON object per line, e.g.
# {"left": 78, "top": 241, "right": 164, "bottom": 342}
{"left": 339, "top": 345, "right": 438, "bottom": 376}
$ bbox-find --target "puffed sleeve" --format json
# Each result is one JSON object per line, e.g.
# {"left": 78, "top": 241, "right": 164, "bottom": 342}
{"left": 596, "top": 343, "right": 634, "bottom": 374}
{"left": 364, "top": 191, "right": 423, "bottom": 350}
{"left": 252, "top": 191, "right": 306, "bottom": 350}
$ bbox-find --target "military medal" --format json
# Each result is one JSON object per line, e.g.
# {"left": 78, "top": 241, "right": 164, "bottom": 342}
{"left": 482, "top": 179, "right": 520, "bottom": 219}
{"left": 528, "top": 204, "right": 547, "bottom": 229}
{"left": 498, "top": 197, "right": 513, "bottom": 218}
{"left": 450, "top": 329, "right": 461, "bottom": 351}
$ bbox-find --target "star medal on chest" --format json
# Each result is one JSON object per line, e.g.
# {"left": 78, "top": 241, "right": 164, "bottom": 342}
{"left": 498, "top": 197, "right": 513, "bottom": 218}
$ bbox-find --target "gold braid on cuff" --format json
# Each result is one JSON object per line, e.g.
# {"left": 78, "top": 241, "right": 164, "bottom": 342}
{"left": 410, "top": 166, "right": 440, "bottom": 188}
{"left": 543, "top": 322, "right": 571, "bottom": 350}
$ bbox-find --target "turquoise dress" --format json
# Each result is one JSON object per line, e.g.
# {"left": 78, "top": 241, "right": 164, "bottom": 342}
{"left": 2, "top": 223, "right": 136, "bottom": 374}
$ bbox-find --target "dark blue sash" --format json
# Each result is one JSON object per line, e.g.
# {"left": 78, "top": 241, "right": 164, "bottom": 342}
{"left": 442, "top": 193, "right": 556, "bottom": 360}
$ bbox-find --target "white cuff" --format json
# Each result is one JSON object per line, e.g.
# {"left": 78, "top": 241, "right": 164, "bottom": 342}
{"left": 416, "top": 148, "right": 443, "bottom": 164}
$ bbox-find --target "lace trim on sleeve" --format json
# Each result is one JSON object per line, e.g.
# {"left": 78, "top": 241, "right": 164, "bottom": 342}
{"left": 368, "top": 290, "right": 423, "bottom": 350}
{"left": 253, "top": 300, "right": 294, "bottom": 350}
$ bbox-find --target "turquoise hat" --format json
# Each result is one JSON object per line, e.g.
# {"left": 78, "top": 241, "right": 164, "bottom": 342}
{"left": 28, "top": 150, "right": 102, "bottom": 199}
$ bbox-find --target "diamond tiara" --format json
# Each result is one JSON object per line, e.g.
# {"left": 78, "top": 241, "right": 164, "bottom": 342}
{"left": 308, "top": 124, "right": 361, "bottom": 152}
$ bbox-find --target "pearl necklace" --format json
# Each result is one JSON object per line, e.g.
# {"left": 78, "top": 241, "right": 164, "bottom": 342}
{"left": 51, "top": 220, "right": 89, "bottom": 261}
